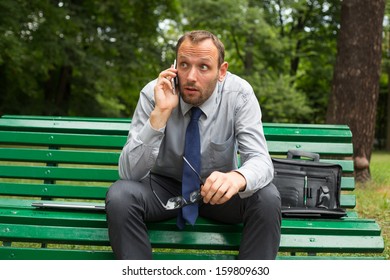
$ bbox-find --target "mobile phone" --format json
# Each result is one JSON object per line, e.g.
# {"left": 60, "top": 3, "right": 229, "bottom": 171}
{"left": 172, "top": 59, "right": 179, "bottom": 95}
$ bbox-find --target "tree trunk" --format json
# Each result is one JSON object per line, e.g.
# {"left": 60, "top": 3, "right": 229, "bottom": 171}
{"left": 43, "top": 66, "right": 72, "bottom": 116}
{"left": 326, "top": 0, "right": 385, "bottom": 182}
{"left": 386, "top": 81, "right": 390, "bottom": 150}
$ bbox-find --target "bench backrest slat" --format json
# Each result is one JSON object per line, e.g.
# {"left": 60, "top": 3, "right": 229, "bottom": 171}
{"left": 0, "top": 165, "right": 118, "bottom": 182}
{"left": 0, "top": 131, "right": 126, "bottom": 148}
{"left": 0, "top": 148, "right": 120, "bottom": 165}
{"left": 0, "top": 119, "right": 130, "bottom": 135}
{"left": 267, "top": 142, "right": 353, "bottom": 156}
{"left": 0, "top": 183, "right": 108, "bottom": 199}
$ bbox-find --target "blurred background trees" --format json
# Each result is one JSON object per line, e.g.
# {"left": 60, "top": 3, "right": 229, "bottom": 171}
{"left": 0, "top": 0, "right": 389, "bottom": 180}
{"left": 0, "top": 0, "right": 180, "bottom": 116}
{"left": 0, "top": 0, "right": 342, "bottom": 121}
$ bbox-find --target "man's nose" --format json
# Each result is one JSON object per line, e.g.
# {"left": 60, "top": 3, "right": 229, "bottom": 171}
{"left": 187, "top": 67, "right": 197, "bottom": 82}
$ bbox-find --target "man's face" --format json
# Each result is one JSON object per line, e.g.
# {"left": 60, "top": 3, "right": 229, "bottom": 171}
{"left": 177, "top": 38, "right": 228, "bottom": 106}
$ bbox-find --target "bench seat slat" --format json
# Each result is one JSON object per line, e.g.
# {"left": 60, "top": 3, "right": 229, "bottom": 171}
{"left": 0, "top": 247, "right": 116, "bottom": 260}
{"left": 0, "top": 223, "right": 383, "bottom": 253}
{"left": 151, "top": 232, "right": 385, "bottom": 253}
{"left": 280, "top": 235, "right": 385, "bottom": 253}
{"left": 0, "top": 223, "right": 109, "bottom": 245}
{"left": 0, "top": 206, "right": 380, "bottom": 236}
{"left": 0, "top": 247, "right": 385, "bottom": 260}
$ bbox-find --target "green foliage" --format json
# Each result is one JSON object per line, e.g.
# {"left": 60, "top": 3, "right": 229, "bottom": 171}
{"left": 0, "top": 0, "right": 342, "bottom": 122}
{"left": 247, "top": 73, "right": 312, "bottom": 123}
{"left": 377, "top": 0, "right": 390, "bottom": 149}
{"left": 177, "top": 0, "right": 338, "bottom": 123}
{"left": 0, "top": 0, "right": 180, "bottom": 117}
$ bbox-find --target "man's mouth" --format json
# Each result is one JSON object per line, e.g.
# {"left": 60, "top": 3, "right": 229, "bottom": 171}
{"left": 184, "top": 86, "right": 199, "bottom": 93}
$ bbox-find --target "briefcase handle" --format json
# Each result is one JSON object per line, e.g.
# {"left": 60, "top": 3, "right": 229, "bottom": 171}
{"left": 287, "top": 150, "right": 320, "bottom": 162}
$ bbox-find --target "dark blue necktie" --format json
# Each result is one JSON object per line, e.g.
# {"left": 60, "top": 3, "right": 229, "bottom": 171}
{"left": 177, "top": 107, "right": 202, "bottom": 229}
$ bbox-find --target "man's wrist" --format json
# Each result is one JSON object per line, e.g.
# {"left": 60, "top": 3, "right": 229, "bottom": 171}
{"left": 150, "top": 108, "right": 172, "bottom": 130}
{"left": 231, "top": 171, "right": 247, "bottom": 192}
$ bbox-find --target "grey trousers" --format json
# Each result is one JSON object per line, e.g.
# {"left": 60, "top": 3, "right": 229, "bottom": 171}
{"left": 105, "top": 173, "right": 281, "bottom": 260}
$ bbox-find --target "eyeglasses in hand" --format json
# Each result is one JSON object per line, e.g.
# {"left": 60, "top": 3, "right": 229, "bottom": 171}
{"left": 150, "top": 157, "right": 204, "bottom": 210}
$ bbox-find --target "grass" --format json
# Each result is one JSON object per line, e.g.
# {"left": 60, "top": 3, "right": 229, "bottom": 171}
{"left": 355, "top": 151, "right": 390, "bottom": 259}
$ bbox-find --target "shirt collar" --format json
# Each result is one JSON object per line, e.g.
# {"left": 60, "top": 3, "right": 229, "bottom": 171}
{"left": 180, "top": 82, "right": 220, "bottom": 118}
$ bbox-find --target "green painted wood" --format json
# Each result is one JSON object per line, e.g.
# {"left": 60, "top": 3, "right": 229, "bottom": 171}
{"left": 0, "top": 130, "right": 353, "bottom": 156}
{"left": 1, "top": 152, "right": 353, "bottom": 172}
{"left": 266, "top": 141, "right": 353, "bottom": 156}
{"left": 1, "top": 115, "right": 351, "bottom": 134}
{"left": 279, "top": 235, "right": 385, "bottom": 253}
{"left": 0, "top": 206, "right": 107, "bottom": 228}
{"left": 0, "top": 223, "right": 109, "bottom": 245}
{"left": 1, "top": 115, "right": 131, "bottom": 123}
{"left": 0, "top": 118, "right": 354, "bottom": 152}
{"left": 0, "top": 223, "right": 384, "bottom": 253}
{"left": 0, "top": 247, "right": 116, "bottom": 260}
{"left": 0, "top": 247, "right": 385, "bottom": 260}
{"left": 1, "top": 117, "right": 352, "bottom": 142}
{"left": 151, "top": 231, "right": 384, "bottom": 253}
{"left": 0, "top": 118, "right": 130, "bottom": 135}
{"left": 321, "top": 159, "right": 354, "bottom": 173}
{"left": 0, "top": 183, "right": 109, "bottom": 199}
{"left": 263, "top": 122, "right": 351, "bottom": 131}
{"left": 263, "top": 127, "right": 352, "bottom": 143}
{"left": 281, "top": 219, "right": 381, "bottom": 236}
{"left": 341, "top": 194, "right": 356, "bottom": 208}
{"left": 0, "top": 115, "right": 385, "bottom": 259}
{"left": 341, "top": 177, "right": 355, "bottom": 191}
{"left": 0, "top": 150, "right": 354, "bottom": 173}
{"left": 0, "top": 148, "right": 120, "bottom": 165}
{"left": 0, "top": 131, "right": 127, "bottom": 148}
{"left": 0, "top": 205, "right": 380, "bottom": 237}
{"left": 0, "top": 182, "right": 356, "bottom": 207}
{"left": 0, "top": 165, "right": 119, "bottom": 182}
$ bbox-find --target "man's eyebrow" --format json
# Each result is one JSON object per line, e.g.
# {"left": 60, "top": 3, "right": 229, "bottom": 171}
{"left": 178, "top": 55, "right": 214, "bottom": 62}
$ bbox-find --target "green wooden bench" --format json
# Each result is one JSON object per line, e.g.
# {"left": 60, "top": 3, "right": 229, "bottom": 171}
{"left": 0, "top": 115, "right": 385, "bottom": 260}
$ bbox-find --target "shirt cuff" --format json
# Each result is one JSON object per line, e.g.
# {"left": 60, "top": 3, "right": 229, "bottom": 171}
{"left": 137, "top": 119, "right": 165, "bottom": 145}
{"left": 235, "top": 166, "right": 273, "bottom": 199}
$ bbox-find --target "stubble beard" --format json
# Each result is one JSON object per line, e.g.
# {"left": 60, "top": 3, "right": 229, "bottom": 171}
{"left": 180, "top": 74, "right": 219, "bottom": 106}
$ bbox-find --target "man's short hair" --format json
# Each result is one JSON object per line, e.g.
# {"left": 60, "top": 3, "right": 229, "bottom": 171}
{"left": 176, "top": 30, "right": 225, "bottom": 67}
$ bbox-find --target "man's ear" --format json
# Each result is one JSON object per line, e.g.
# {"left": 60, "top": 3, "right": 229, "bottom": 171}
{"left": 218, "top": 62, "right": 228, "bottom": 81}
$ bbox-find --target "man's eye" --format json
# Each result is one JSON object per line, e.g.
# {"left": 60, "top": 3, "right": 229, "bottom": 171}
{"left": 180, "top": 62, "right": 188, "bottom": 68}
{"left": 200, "top": 65, "right": 209, "bottom": 70}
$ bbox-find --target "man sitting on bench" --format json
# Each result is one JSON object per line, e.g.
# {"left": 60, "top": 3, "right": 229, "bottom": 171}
{"left": 105, "top": 30, "right": 281, "bottom": 260}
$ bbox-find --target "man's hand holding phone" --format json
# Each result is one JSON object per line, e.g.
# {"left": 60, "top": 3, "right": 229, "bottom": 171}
{"left": 151, "top": 63, "right": 179, "bottom": 130}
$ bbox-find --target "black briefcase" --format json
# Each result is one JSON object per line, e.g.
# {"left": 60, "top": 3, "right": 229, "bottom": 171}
{"left": 272, "top": 150, "right": 346, "bottom": 218}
